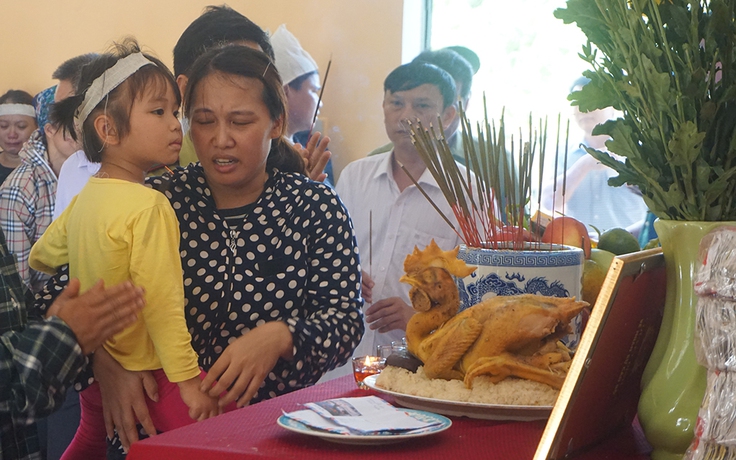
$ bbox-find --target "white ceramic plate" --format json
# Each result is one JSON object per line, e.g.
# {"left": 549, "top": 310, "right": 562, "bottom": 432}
{"left": 277, "top": 408, "right": 451, "bottom": 445}
{"left": 363, "top": 375, "right": 552, "bottom": 421}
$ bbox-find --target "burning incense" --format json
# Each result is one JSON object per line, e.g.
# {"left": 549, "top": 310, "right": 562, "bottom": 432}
{"left": 406, "top": 98, "right": 569, "bottom": 250}
{"left": 308, "top": 55, "right": 332, "bottom": 138}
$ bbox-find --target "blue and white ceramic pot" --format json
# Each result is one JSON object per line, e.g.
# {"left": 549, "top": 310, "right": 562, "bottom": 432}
{"left": 455, "top": 243, "right": 585, "bottom": 348}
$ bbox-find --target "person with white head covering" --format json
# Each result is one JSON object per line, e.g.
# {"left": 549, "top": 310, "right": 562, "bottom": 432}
{"left": 271, "top": 24, "right": 334, "bottom": 184}
{"left": 271, "top": 24, "right": 320, "bottom": 140}
{"left": 0, "top": 90, "right": 38, "bottom": 185}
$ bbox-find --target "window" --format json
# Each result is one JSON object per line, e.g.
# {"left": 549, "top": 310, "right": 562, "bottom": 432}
{"left": 427, "top": 0, "right": 589, "bottom": 142}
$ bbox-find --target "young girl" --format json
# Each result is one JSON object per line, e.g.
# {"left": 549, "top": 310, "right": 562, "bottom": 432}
{"left": 29, "top": 41, "right": 219, "bottom": 458}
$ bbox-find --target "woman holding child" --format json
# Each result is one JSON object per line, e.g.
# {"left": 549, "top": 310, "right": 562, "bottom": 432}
{"left": 38, "top": 43, "right": 363, "bottom": 457}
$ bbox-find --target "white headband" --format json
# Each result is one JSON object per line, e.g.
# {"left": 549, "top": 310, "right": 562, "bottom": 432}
{"left": 75, "top": 53, "right": 154, "bottom": 126}
{"left": 0, "top": 104, "right": 35, "bottom": 118}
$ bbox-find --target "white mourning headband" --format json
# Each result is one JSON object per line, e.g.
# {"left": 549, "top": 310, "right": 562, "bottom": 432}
{"left": 75, "top": 53, "right": 154, "bottom": 126}
{"left": 0, "top": 104, "right": 36, "bottom": 118}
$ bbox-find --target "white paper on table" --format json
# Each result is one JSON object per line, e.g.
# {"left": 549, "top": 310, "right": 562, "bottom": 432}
{"left": 283, "top": 409, "right": 353, "bottom": 434}
{"left": 290, "top": 396, "right": 440, "bottom": 434}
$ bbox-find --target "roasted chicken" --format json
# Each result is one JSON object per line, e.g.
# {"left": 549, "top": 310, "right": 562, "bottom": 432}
{"left": 401, "top": 240, "right": 588, "bottom": 390}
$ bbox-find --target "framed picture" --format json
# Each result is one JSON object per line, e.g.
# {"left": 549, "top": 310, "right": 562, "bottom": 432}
{"left": 534, "top": 248, "right": 666, "bottom": 459}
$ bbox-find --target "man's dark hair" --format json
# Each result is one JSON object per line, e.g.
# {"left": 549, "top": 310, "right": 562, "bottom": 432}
{"left": 412, "top": 49, "right": 473, "bottom": 100}
{"left": 173, "top": 5, "right": 274, "bottom": 77}
{"left": 52, "top": 53, "right": 98, "bottom": 92}
{"left": 384, "top": 62, "right": 456, "bottom": 109}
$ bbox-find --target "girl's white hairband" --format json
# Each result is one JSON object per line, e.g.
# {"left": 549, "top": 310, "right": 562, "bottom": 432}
{"left": 0, "top": 104, "right": 36, "bottom": 118}
{"left": 75, "top": 53, "right": 154, "bottom": 127}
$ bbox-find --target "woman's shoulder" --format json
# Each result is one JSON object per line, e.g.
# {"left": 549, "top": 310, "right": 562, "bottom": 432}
{"left": 272, "top": 171, "right": 339, "bottom": 201}
{"left": 146, "top": 163, "right": 206, "bottom": 195}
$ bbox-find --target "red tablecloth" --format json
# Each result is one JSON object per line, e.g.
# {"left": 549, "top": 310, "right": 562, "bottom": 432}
{"left": 127, "top": 376, "right": 651, "bottom": 460}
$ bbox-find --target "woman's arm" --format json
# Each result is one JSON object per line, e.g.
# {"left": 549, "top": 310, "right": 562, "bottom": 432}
{"left": 202, "top": 183, "right": 364, "bottom": 406}
{"left": 201, "top": 321, "right": 293, "bottom": 408}
{"left": 273, "top": 185, "right": 364, "bottom": 382}
{"left": 93, "top": 348, "right": 158, "bottom": 451}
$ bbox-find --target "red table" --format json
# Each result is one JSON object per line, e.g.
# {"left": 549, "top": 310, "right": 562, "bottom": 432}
{"left": 127, "top": 375, "right": 652, "bottom": 460}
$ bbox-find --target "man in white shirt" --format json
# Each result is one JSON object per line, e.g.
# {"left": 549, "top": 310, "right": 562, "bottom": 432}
{"left": 53, "top": 151, "right": 100, "bottom": 220}
{"left": 330, "top": 61, "right": 469, "bottom": 376}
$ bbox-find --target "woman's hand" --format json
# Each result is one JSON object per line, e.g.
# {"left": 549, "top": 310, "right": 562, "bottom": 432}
{"left": 93, "top": 348, "right": 159, "bottom": 451}
{"left": 201, "top": 321, "right": 293, "bottom": 408}
{"left": 294, "top": 132, "right": 331, "bottom": 182}
{"left": 51, "top": 279, "right": 145, "bottom": 354}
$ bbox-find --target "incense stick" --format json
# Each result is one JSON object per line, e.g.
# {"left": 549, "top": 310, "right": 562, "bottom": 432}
{"left": 369, "top": 210, "right": 373, "bottom": 277}
{"left": 308, "top": 55, "right": 332, "bottom": 138}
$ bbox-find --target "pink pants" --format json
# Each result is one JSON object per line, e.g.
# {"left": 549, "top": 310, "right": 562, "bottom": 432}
{"left": 60, "top": 369, "right": 206, "bottom": 460}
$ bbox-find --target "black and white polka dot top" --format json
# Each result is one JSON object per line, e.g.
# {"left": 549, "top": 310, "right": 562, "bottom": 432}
{"left": 147, "top": 165, "right": 365, "bottom": 401}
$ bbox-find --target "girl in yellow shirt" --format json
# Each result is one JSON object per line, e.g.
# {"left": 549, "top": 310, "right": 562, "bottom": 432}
{"left": 30, "top": 41, "right": 218, "bottom": 458}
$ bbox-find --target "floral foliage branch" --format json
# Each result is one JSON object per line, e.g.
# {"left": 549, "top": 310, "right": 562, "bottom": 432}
{"left": 556, "top": 0, "right": 736, "bottom": 221}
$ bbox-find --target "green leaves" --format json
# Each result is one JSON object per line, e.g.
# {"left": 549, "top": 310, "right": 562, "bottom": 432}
{"left": 668, "top": 121, "right": 705, "bottom": 167}
{"left": 559, "top": 0, "right": 736, "bottom": 221}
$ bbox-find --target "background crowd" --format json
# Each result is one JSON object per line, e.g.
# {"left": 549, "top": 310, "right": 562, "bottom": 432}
{"left": 0, "top": 4, "right": 652, "bottom": 460}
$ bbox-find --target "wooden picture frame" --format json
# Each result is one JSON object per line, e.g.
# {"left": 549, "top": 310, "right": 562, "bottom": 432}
{"left": 534, "top": 248, "right": 666, "bottom": 459}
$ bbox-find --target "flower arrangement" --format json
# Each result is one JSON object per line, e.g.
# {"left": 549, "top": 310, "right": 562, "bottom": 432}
{"left": 555, "top": 0, "right": 736, "bottom": 222}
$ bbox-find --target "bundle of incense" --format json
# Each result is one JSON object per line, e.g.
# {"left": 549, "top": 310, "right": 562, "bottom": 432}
{"left": 404, "top": 97, "right": 569, "bottom": 250}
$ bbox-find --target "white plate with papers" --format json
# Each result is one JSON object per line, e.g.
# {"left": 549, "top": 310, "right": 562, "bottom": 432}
{"left": 277, "top": 408, "right": 451, "bottom": 445}
{"left": 363, "top": 375, "right": 552, "bottom": 421}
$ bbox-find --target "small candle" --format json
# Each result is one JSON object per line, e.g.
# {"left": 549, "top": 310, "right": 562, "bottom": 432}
{"left": 352, "top": 355, "right": 386, "bottom": 389}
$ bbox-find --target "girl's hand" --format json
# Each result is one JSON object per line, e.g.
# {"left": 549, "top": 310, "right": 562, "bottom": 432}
{"left": 177, "top": 377, "right": 219, "bottom": 422}
{"left": 295, "top": 132, "right": 331, "bottom": 182}
{"left": 201, "top": 321, "right": 293, "bottom": 408}
{"left": 93, "top": 348, "right": 159, "bottom": 451}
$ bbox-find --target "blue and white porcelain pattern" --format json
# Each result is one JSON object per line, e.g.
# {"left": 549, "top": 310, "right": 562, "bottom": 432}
{"left": 455, "top": 243, "right": 585, "bottom": 349}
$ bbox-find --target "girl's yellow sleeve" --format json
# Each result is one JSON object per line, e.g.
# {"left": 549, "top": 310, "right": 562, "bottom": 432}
{"left": 129, "top": 200, "right": 200, "bottom": 383}
{"left": 29, "top": 200, "right": 72, "bottom": 275}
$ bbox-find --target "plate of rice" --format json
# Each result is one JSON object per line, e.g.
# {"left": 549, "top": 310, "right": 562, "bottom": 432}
{"left": 364, "top": 365, "right": 556, "bottom": 421}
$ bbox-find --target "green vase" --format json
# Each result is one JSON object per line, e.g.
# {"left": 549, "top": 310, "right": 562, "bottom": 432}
{"left": 638, "top": 220, "right": 735, "bottom": 460}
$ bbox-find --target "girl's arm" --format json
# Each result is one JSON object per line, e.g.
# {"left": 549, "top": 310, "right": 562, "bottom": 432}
{"left": 129, "top": 201, "right": 200, "bottom": 383}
